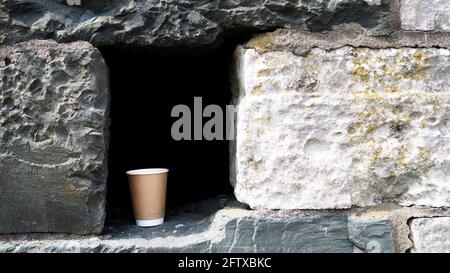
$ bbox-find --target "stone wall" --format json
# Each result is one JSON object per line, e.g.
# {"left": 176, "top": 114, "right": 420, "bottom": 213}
{"left": 230, "top": 0, "right": 450, "bottom": 252}
{"left": 1, "top": 0, "right": 450, "bottom": 252}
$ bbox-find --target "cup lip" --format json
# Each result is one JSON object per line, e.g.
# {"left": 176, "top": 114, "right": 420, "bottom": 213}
{"left": 126, "top": 168, "right": 169, "bottom": 175}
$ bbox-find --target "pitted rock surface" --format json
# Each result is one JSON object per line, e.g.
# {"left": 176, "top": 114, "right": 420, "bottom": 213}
{"left": 0, "top": 40, "right": 109, "bottom": 234}
{"left": 0, "top": 0, "right": 390, "bottom": 47}
{"left": 232, "top": 35, "right": 450, "bottom": 209}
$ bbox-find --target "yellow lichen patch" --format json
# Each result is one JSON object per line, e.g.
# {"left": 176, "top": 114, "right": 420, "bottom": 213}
{"left": 371, "top": 147, "right": 382, "bottom": 162}
{"left": 412, "top": 51, "right": 430, "bottom": 64}
{"left": 351, "top": 66, "right": 370, "bottom": 82}
{"left": 257, "top": 68, "right": 273, "bottom": 77}
{"left": 401, "top": 51, "right": 431, "bottom": 81}
{"left": 397, "top": 142, "right": 410, "bottom": 170}
{"left": 390, "top": 87, "right": 400, "bottom": 93}
{"left": 347, "top": 89, "right": 441, "bottom": 187}
{"left": 267, "top": 54, "right": 287, "bottom": 68}
{"left": 251, "top": 83, "right": 263, "bottom": 95}
{"left": 254, "top": 114, "right": 272, "bottom": 127}
{"left": 350, "top": 49, "right": 432, "bottom": 94}
{"left": 419, "top": 147, "right": 432, "bottom": 162}
{"left": 420, "top": 120, "right": 428, "bottom": 129}
{"left": 247, "top": 32, "right": 274, "bottom": 53}
{"left": 270, "top": 80, "right": 280, "bottom": 89}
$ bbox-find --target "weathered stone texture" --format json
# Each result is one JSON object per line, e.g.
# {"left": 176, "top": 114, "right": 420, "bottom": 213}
{"left": 410, "top": 217, "right": 450, "bottom": 253}
{"left": 0, "top": 197, "right": 394, "bottom": 253}
{"left": 400, "top": 0, "right": 450, "bottom": 32}
{"left": 0, "top": 0, "right": 390, "bottom": 47}
{"left": 0, "top": 40, "right": 109, "bottom": 234}
{"left": 348, "top": 218, "right": 393, "bottom": 253}
{"left": 232, "top": 40, "right": 450, "bottom": 209}
{"left": 249, "top": 27, "right": 450, "bottom": 56}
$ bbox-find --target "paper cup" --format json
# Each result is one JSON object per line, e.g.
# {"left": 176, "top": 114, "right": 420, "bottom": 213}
{"left": 127, "top": 168, "right": 168, "bottom": 227}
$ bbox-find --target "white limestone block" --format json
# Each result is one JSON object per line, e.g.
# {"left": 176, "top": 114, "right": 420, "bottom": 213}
{"left": 400, "top": 0, "right": 450, "bottom": 31}
{"left": 232, "top": 45, "right": 450, "bottom": 209}
{"left": 410, "top": 217, "right": 450, "bottom": 253}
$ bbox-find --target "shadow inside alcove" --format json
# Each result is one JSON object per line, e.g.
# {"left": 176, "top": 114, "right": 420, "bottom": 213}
{"left": 99, "top": 37, "right": 250, "bottom": 224}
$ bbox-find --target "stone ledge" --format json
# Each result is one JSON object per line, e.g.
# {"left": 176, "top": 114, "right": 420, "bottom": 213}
{"left": 1, "top": 196, "right": 448, "bottom": 252}
{"left": 0, "top": 196, "right": 396, "bottom": 253}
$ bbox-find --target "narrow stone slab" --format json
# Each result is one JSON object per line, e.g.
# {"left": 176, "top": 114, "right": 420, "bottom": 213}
{"left": 232, "top": 42, "right": 450, "bottom": 209}
{"left": 0, "top": 40, "right": 109, "bottom": 234}
{"left": 410, "top": 217, "right": 450, "bottom": 253}
{"left": 400, "top": 0, "right": 450, "bottom": 32}
{"left": 0, "top": 197, "right": 394, "bottom": 253}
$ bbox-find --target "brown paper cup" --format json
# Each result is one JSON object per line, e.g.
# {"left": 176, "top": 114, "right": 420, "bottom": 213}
{"left": 127, "top": 168, "right": 168, "bottom": 227}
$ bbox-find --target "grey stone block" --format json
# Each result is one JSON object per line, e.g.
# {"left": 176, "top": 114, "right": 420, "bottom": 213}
{"left": 410, "top": 217, "right": 450, "bottom": 253}
{"left": 0, "top": 0, "right": 390, "bottom": 47}
{"left": 0, "top": 40, "right": 109, "bottom": 234}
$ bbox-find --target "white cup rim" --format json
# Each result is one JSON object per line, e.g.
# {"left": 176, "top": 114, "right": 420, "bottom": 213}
{"left": 126, "top": 168, "right": 169, "bottom": 175}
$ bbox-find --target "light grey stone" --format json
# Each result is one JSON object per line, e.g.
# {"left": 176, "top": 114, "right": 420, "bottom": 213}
{"left": 348, "top": 218, "right": 393, "bottom": 253}
{"left": 0, "top": 40, "right": 109, "bottom": 234}
{"left": 0, "top": 197, "right": 394, "bottom": 253}
{"left": 410, "top": 217, "right": 450, "bottom": 253}
{"left": 400, "top": 0, "right": 450, "bottom": 32}
{"left": 232, "top": 38, "right": 450, "bottom": 209}
{"left": 0, "top": 0, "right": 390, "bottom": 47}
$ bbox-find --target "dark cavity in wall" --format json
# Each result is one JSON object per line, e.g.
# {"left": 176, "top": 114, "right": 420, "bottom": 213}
{"left": 99, "top": 35, "right": 249, "bottom": 221}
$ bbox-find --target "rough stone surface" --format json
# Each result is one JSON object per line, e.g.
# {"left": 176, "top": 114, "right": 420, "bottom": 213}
{"left": 0, "top": 40, "right": 109, "bottom": 234}
{"left": 348, "top": 218, "right": 393, "bottom": 253}
{"left": 0, "top": 197, "right": 394, "bottom": 253}
{"left": 0, "top": 0, "right": 390, "bottom": 47}
{"left": 400, "top": 0, "right": 450, "bottom": 32}
{"left": 247, "top": 27, "right": 450, "bottom": 56}
{"left": 410, "top": 217, "right": 450, "bottom": 253}
{"left": 232, "top": 35, "right": 450, "bottom": 209}
{"left": 349, "top": 202, "right": 450, "bottom": 252}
